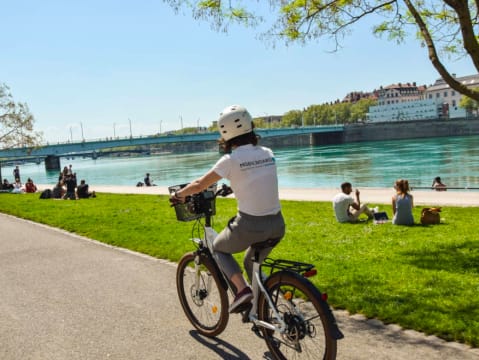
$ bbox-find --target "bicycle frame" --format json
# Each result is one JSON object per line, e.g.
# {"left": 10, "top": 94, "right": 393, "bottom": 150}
{"left": 193, "top": 221, "right": 289, "bottom": 334}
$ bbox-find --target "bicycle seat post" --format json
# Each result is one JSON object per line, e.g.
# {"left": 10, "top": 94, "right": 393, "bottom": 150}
{"left": 247, "top": 247, "right": 264, "bottom": 321}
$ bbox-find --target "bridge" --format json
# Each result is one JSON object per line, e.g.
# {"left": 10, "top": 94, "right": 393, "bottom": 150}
{"left": 0, "top": 125, "right": 344, "bottom": 170}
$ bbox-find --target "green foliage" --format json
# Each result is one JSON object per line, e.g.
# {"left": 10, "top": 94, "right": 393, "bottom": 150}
{"left": 459, "top": 88, "right": 479, "bottom": 114}
{"left": 280, "top": 98, "right": 377, "bottom": 126}
{"left": 281, "top": 110, "right": 303, "bottom": 127}
{"left": 163, "top": 0, "right": 479, "bottom": 101}
{"left": 1, "top": 192, "right": 479, "bottom": 346}
{"left": 0, "top": 83, "right": 43, "bottom": 149}
{"left": 351, "top": 98, "right": 377, "bottom": 122}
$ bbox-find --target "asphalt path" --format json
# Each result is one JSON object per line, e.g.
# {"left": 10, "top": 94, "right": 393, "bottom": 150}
{"left": 1, "top": 213, "right": 478, "bottom": 359}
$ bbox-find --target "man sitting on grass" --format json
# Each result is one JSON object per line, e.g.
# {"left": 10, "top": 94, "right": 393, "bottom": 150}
{"left": 332, "top": 182, "right": 374, "bottom": 223}
{"left": 77, "top": 179, "right": 96, "bottom": 199}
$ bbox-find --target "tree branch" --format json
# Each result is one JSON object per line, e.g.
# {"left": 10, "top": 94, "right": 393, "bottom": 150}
{"left": 442, "top": 0, "right": 479, "bottom": 71}
{"left": 403, "top": 0, "right": 479, "bottom": 101}
{"left": 333, "top": 0, "right": 398, "bottom": 35}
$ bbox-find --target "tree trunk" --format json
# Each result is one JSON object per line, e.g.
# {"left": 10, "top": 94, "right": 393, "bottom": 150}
{"left": 403, "top": 0, "right": 479, "bottom": 102}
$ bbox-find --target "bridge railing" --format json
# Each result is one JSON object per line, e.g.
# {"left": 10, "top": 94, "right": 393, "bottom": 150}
{"left": 0, "top": 125, "right": 345, "bottom": 159}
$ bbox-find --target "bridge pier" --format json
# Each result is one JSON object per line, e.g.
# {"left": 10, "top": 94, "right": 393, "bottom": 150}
{"left": 310, "top": 131, "right": 344, "bottom": 146}
{"left": 45, "top": 155, "right": 61, "bottom": 171}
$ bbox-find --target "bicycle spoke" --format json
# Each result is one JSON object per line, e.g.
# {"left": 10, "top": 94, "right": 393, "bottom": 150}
{"left": 176, "top": 252, "right": 229, "bottom": 337}
{"left": 259, "top": 271, "right": 337, "bottom": 359}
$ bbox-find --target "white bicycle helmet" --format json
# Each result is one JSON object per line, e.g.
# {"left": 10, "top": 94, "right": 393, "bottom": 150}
{"left": 217, "top": 105, "right": 253, "bottom": 141}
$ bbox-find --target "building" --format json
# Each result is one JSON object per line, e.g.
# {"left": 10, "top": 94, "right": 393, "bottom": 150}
{"left": 367, "top": 73, "right": 479, "bottom": 122}
{"left": 424, "top": 73, "right": 479, "bottom": 118}
{"left": 342, "top": 91, "right": 377, "bottom": 103}
{"left": 367, "top": 81, "right": 431, "bottom": 122}
{"left": 376, "top": 82, "right": 426, "bottom": 106}
{"left": 368, "top": 98, "right": 441, "bottom": 122}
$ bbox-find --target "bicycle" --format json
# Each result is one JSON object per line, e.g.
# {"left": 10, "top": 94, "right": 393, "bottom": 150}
{"left": 169, "top": 183, "right": 344, "bottom": 359}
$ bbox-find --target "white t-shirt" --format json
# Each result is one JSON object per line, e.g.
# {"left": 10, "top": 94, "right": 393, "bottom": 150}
{"left": 332, "top": 192, "right": 354, "bottom": 223}
{"left": 212, "top": 144, "right": 281, "bottom": 216}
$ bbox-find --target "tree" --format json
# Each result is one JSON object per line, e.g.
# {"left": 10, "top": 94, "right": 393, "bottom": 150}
{"left": 281, "top": 109, "right": 303, "bottom": 126}
{"left": 1, "top": 83, "right": 42, "bottom": 149}
{"left": 164, "top": 0, "right": 479, "bottom": 101}
{"left": 351, "top": 98, "right": 377, "bottom": 122}
{"left": 459, "top": 91, "right": 479, "bottom": 116}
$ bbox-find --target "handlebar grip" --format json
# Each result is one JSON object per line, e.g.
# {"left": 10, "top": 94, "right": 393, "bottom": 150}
{"left": 219, "top": 184, "right": 233, "bottom": 197}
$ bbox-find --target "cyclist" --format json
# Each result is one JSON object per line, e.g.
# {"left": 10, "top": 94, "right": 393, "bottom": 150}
{"left": 170, "top": 104, "right": 285, "bottom": 313}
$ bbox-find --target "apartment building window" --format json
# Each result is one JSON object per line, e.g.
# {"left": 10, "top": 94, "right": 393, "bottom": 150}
{"left": 451, "top": 90, "right": 456, "bottom": 96}
{"left": 436, "top": 93, "right": 440, "bottom": 98}
{"left": 444, "top": 91, "right": 448, "bottom": 97}
{"left": 429, "top": 94, "right": 432, "bottom": 99}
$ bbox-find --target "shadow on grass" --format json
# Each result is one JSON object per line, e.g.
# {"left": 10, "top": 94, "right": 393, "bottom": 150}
{"left": 328, "top": 270, "right": 479, "bottom": 346}
{"left": 401, "top": 239, "right": 479, "bottom": 274}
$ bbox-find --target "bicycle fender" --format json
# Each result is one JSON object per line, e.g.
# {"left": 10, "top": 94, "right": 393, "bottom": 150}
{"left": 197, "top": 248, "right": 229, "bottom": 291}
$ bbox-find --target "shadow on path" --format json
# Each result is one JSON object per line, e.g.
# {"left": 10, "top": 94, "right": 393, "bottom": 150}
{"left": 189, "top": 330, "right": 274, "bottom": 359}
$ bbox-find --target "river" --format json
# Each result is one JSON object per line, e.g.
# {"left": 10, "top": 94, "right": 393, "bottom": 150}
{"left": 2, "top": 135, "right": 479, "bottom": 190}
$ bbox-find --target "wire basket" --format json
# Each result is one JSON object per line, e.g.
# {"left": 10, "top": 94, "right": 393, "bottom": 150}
{"left": 168, "top": 183, "right": 217, "bottom": 222}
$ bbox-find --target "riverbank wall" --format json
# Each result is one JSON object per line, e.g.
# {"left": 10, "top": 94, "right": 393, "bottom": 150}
{"left": 341, "top": 117, "right": 479, "bottom": 143}
{"left": 147, "top": 117, "right": 479, "bottom": 153}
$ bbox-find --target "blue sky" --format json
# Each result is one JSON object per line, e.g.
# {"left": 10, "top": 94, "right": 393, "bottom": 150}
{"left": 2, "top": 1, "right": 476, "bottom": 143}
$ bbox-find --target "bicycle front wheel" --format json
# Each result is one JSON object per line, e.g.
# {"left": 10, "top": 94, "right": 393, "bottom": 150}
{"left": 176, "top": 251, "right": 229, "bottom": 337}
{"left": 258, "top": 271, "right": 338, "bottom": 359}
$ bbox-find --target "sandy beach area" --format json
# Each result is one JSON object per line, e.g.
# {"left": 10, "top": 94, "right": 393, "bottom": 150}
{"left": 37, "top": 184, "right": 479, "bottom": 207}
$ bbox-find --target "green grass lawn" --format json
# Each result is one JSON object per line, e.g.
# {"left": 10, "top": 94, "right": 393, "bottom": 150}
{"left": 1, "top": 192, "right": 478, "bottom": 347}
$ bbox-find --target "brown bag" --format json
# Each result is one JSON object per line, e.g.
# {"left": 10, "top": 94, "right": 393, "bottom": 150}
{"left": 421, "top": 207, "right": 441, "bottom": 225}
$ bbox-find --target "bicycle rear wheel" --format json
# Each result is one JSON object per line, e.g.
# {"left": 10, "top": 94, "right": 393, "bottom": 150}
{"left": 176, "top": 251, "right": 229, "bottom": 337}
{"left": 258, "top": 271, "right": 338, "bottom": 359}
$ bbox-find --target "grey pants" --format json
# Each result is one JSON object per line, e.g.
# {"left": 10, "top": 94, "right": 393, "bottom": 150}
{"left": 213, "top": 211, "right": 285, "bottom": 282}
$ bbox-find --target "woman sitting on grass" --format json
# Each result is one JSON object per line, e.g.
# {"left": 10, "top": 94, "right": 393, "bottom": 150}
{"left": 392, "top": 179, "right": 414, "bottom": 225}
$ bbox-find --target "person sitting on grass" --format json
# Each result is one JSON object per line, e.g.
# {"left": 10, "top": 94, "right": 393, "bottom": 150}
{"left": 2, "top": 179, "right": 14, "bottom": 191}
{"left": 392, "top": 179, "right": 414, "bottom": 226}
{"left": 12, "top": 178, "right": 24, "bottom": 194}
{"left": 24, "top": 178, "right": 38, "bottom": 193}
{"left": 52, "top": 181, "right": 66, "bottom": 199}
{"left": 76, "top": 179, "right": 96, "bottom": 199}
{"left": 332, "top": 182, "right": 374, "bottom": 223}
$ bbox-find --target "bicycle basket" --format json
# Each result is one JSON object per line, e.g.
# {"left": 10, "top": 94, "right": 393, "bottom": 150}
{"left": 168, "top": 183, "right": 217, "bottom": 222}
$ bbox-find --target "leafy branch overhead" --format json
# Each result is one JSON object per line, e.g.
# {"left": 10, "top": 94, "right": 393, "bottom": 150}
{"left": 164, "top": 0, "right": 479, "bottom": 101}
{"left": 0, "top": 83, "right": 43, "bottom": 150}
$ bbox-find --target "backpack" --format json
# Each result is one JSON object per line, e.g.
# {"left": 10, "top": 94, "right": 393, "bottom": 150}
{"left": 39, "top": 189, "right": 52, "bottom": 199}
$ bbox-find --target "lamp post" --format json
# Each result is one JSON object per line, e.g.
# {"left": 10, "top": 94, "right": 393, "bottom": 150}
{"left": 80, "top": 122, "right": 84, "bottom": 141}
{"left": 129, "top": 118, "right": 132, "bottom": 138}
{"left": 263, "top": 112, "right": 269, "bottom": 128}
{"left": 160, "top": 120, "right": 162, "bottom": 135}
{"left": 113, "top": 123, "right": 116, "bottom": 138}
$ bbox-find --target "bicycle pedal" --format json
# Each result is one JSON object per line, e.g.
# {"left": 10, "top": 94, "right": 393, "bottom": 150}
{"left": 241, "top": 303, "right": 253, "bottom": 323}
{"left": 251, "top": 325, "right": 264, "bottom": 339}
{"left": 230, "top": 301, "right": 252, "bottom": 314}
